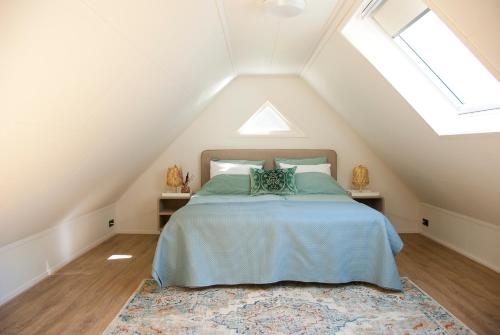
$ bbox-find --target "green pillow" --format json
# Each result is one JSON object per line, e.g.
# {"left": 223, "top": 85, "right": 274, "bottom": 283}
{"left": 295, "top": 172, "right": 346, "bottom": 195}
{"left": 215, "top": 159, "right": 265, "bottom": 166}
{"left": 250, "top": 167, "right": 298, "bottom": 196}
{"left": 197, "top": 175, "right": 250, "bottom": 195}
{"left": 275, "top": 156, "right": 327, "bottom": 168}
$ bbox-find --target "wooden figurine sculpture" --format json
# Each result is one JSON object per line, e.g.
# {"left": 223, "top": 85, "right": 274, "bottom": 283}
{"left": 352, "top": 165, "right": 369, "bottom": 191}
{"left": 180, "top": 172, "right": 191, "bottom": 194}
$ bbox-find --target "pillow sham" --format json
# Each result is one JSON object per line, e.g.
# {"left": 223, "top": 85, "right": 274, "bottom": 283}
{"left": 216, "top": 159, "right": 264, "bottom": 165}
{"left": 197, "top": 175, "right": 250, "bottom": 195}
{"left": 275, "top": 156, "right": 327, "bottom": 168}
{"left": 250, "top": 167, "right": 298, "bottom": 196}
{"left": 294, "top": 172, "right": 346, "bottom": 195}
{"left": 279, "top": 162, "right": 331, "bottom": 176}
{"left": 210, "top": 160, "right": 263, "bottom": 178}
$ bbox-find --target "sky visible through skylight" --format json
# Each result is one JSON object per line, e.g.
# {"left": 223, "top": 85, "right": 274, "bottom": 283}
{"left": 342, "top": 4, "right": 500, "bottom": 135}
{"left": 396, "top": 11, "right": 500, "bottom": 112}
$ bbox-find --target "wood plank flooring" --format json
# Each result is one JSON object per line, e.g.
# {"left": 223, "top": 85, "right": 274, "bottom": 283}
{"left": 0, "top": 233, "right": 499, "bottom": 334}
{"left": 396, "top": 234, "right": 500, "bottom": 335}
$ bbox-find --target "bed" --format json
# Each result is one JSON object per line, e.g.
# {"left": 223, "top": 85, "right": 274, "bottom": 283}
{"left": 152, "top": 149, "right": 403, "bottom": 290}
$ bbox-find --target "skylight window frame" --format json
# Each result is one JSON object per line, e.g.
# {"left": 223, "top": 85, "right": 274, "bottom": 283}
{"left": 391, "top": 11, "right": 500, "bottom": 115}
{"left": 342, "top": 4, "right": 500, "bottom": 135}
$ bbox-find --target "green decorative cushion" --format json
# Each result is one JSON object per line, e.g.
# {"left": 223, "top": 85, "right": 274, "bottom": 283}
{"left": 197, "top": 175, "right": 250, "bottom": 195}
{"left": 275, "top": 156, "right": 327, "bottom": 168}
{"left": 250, "top": 167, "right": 298, "bottom": 196}
{"left": 295, "top": 172, "right": 346, "bottom": 195}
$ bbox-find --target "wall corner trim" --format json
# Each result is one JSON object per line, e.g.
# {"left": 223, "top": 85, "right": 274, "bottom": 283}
{"left": 421, "top": 202, "right": 500, "bottom": 232}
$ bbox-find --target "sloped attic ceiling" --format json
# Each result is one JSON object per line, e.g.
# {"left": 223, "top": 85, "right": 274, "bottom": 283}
{"left": 1, "top": 0, "right": 499, "bottom": 248}
{"left": 0, "top": 0, "right": 236, "bottom": 247}
{"left": 302, "top": 11, "right": 500, "bottom": 226}
{"left": 0, "top": 0, "right": 341, "bottom": 247}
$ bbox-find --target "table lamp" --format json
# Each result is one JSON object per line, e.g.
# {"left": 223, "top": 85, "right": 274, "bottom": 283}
{"left": 352, "top": 165, "right": 369, "bottom": 191}
{"left": 166, "top": 165, "right": 183, "bottom": 192}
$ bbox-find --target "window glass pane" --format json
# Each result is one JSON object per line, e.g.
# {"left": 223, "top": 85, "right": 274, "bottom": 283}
{"left": 399, "top": 11, "right": 500, "bottom": 109}
{"left": 238, "top": 102, "right": 291, "bottom": 135}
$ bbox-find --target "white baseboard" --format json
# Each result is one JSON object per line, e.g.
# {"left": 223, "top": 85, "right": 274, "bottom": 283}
{"left": 116, "top": 228, "right": 160, "bottom": 235}
{"left": 48, "top": 231, "right": 116, "bottom": 274}
{"left": 0, "top": 231, "right": 115, "bottom": 306}
{"left": 115, "top": 210, "right": 159, "bottom": 236}
{"left": 420, "top": 203, "right": 500, "bottom": 274}
{"left": 0, "top": 204, "right": 116, "bottom": 306}
{"left": 422, "top": 231, "right": 500, "bottom": 273}
{"left": 0, "top": 271, "right": 48, "bottom": 307}
{"left": 386, "top": 212, "right": 419, "bottom": 233}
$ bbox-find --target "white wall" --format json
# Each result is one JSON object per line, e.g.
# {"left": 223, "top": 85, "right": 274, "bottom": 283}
{"left": 421, "top": 203, "right": 500, "bottom": 273}
{"left": 303, "top": 25, "right": 500, "bottom": 273}
{"left": 0, "top": 0, "right": 233, "bottom": 247}
{"left": 0, "top": 204, "right": 115, "bottom": 306}
{"left": 304, "top": 31, "right": 500, "bottom": 227}
{"left": 116, "top": 76, "right": 420, "bottom": 234}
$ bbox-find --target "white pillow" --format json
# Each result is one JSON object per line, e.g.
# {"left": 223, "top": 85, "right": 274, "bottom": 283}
{"left": 280, "top": 163, "right": 331, "bottom": 176}
{"left": 210, "top": 161, "right": 263, "bottom": 178}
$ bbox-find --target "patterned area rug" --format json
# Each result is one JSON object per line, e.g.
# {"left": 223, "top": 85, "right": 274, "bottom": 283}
{"left": 103, "top": 278, "right": 474, "bottom": 334}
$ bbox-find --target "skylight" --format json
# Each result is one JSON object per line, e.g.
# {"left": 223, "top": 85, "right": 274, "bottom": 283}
{"left": 238, "top": 101, "right": 303, "bottom": 136}
{"left": 342, "top": 0, "right": 500, "bottom": 135}
{"left": 394, "top": 11, "right": 500, "bottom": 114}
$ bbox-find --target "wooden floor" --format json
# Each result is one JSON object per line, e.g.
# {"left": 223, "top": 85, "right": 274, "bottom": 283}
{"left": 0, "top": 234, "right": 499, "bottom": 335}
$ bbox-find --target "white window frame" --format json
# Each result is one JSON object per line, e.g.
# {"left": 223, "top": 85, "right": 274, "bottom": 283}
{"left": 393, "top": 11, "right": 500, "bottom": 115}
{"left": 342, "top": 6, "right": 500, "bottom": 135}
{"left": 236, "top": 101, "right": 305, "bottom": 137}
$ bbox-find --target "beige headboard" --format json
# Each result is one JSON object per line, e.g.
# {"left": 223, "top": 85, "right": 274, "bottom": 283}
{"left": 201, "top": 149, "right": 337, "bottom": 186}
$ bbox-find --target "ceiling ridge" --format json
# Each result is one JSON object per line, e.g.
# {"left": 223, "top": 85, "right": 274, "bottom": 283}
{"left": 269, "top": 21, "right": 282, "bottom": 72}
{"left": 300, "top": 0, "right": 359, "bottom": 76}
{"left": 214, "top": 0, "right": 237, "bottom": 75}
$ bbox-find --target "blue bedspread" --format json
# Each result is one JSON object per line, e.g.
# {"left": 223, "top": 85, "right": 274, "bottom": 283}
{"left": 152, "top": 195, "right": 403, "bottom": 290}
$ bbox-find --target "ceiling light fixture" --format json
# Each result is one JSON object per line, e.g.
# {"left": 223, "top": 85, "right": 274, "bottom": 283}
{"left": 263, "top": 0, "right": 306, "bottom": 18}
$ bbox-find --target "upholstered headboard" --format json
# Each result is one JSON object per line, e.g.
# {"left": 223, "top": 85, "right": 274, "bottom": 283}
{"left": 200, "top": 149, "right": 337, "bottom": 186}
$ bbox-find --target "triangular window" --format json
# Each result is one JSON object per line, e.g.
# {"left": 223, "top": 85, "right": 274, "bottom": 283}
{"left": 238, "top": 101, "right": 303, "bottom": 136}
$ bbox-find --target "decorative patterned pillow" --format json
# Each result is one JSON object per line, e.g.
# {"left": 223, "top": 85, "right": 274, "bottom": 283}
{"left": 250, "top": 167, "right": 298, "bottom": 195}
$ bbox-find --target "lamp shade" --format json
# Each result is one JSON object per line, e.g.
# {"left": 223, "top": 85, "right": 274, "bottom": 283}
{"left": 263, "top": 0, "right": 306, "bottom": 18}
{"left": 166, "top": 165, "right": 183, "bottom": 188}
{"left": 352, "top": 165, "right": 369, "bottom": 191}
